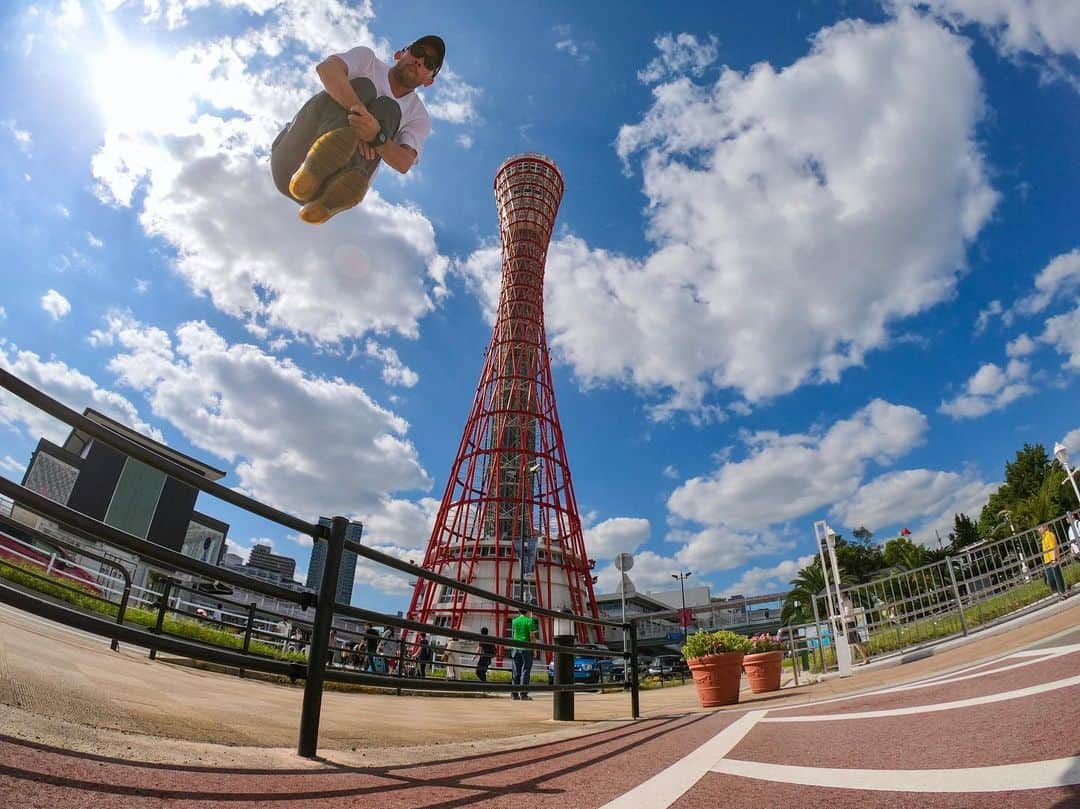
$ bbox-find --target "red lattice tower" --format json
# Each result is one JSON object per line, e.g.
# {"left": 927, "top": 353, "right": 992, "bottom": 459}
{"left": 406, "top": 154, "right": 600, "bottom": 656}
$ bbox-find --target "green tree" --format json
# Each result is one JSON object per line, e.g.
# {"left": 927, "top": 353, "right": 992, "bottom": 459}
{"left": 948, "top": 513, "right": 981, "bottom": 549}
{"left": 852, "top": 526, "right": 874, "bottom": 544}
{"left": 882, "top": 536, "right": 926, "bottom": 570}
{"left": 833, "top": 535, "right": 885, "bottom": 582}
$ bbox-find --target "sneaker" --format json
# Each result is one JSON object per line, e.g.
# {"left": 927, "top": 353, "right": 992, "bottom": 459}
{"left": 521, "top": 694, "right": 533, "bottom": 701}
{"left": 298, "top": 166, "right": 372, "bottom": 224}
{"left": 511, "top": 694, "right": 520, "bottom": 700}
{"left": 289, "top": 127, "right": 359, "bottom": 203}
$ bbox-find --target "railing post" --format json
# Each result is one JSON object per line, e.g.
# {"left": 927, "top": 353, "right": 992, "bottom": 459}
{"left": 553, "top": 609, "right": 575, "bottom": 721}
{"left": 111, "top": 578, "right": 132, "bottom": 653}
{"left": 297, "top": 516, "right": 345, "bottom": 759}
{"left": 628, "top": 619, "right": 640, "bottom": 719}
{"left": 148, "top": 579, "right": 173, "bottom": 661}
{"left": 945, "top": 557, "right": 968, "bottom": 636}
{"left": 396, "top": 633, "right": 406, "bottom": 696}
{"left": 240, "top": 602, "right": 257, "bottom": 678}
{"left": 786, "top": 625, "right": 799, "bottom": 687}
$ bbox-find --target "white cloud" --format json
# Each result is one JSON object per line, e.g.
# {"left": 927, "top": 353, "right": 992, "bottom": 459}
{"left": 638, "top": 32, "right": 720, "bottom": 83}
{"left": 594, "top": 549, "right": 690, "bottom": 595}
{"left": 939, "top": 358, "right": 1034, "bottom": 418}
{"left": 583, "top": 517, "right": 651, "bottom": 560}
{"left": 662, "top": 464, "right": 679, "bottom": 479}
{"left": 2, "top": 120, "right": 32, "bottom": 155}
{"left": 899, "top": 1, "right": 1080, "bottom": 89}
{"left": 0, "top": 455, "right": 24, "bottom": 475}
{"left": 86, "top": 5, "right": 453, "bottom": 347}
{"left": 668, "top": 399, "right": 927, "bottom": 530}
{"left": 364, "top": 340, "right": 419, "bottom": 387}
{"left": 831, "top": 468, "right": 997, "bottom": 535}
{"left": 974, "top": 299, "right": 1004, "bottom": 334}
{"left": 461, "top": 15, "right": 996, "bottom": 417}
{"left": 1015, "top": 248, "right": 1080, "bottom": 315}
{"left": 723, "top": 554, "right": 817, "bottom": 598}
{"left": 555, "top": 37, "right": 597, "bottom": 65}
{"left": 422, "top": 65, "right": 482, "bottom": 125}
{"left": 96, "top": 313, "right": 432, "bottom": 524}
{"left": 135, "top": 279, "right": 151, "bottom": 294}
{"left": 1006, "top": 333, "right": 1037, "bottom": 357}
{"left": 456, "top": 134, "right": 473, "bottom": 149}
{"left": 0, "top": 339, "right": 161, "bottom": 445}
{"left": 1061, "top": 426, "right": 1080, "bottom": 457}
{"left": 40, "top": 290, "right": 72, "bottom": 320}
{"left": 0, "top": 306, "right": 6, "bottom": 320}
{"left": 1041, "top": 304, "right": 1080, "bottom": 370}
{"left": 87, "top": 232, "right": 104, "bottom": 248}
{"left": 55, "top": 205, "right": 71, "bottom": 219}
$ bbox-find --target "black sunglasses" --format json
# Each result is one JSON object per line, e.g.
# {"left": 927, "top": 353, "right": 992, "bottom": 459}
{"left": 407, "top": 42, "right": 440, "bottom": 73}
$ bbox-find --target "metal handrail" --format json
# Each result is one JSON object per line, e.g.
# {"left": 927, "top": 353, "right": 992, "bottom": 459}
{"left": 0, "top": 368, "right": 641, "bottom": 756}
{"left": 0, "top": 369, "right": 321, "bottom": 538}
{"left": 0, "top": 478, "right": 311, "bottom": 606}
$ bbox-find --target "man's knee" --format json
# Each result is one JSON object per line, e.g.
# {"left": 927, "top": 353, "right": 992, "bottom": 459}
{"left": 349, "top": 77, "right": 378, "bottom": 105}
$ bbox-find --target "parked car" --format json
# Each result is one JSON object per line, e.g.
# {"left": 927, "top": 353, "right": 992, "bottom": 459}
{"left": 647, "top": 654, "right": 689, "bottom": 678}
{"left": 546, "top": 643, "right": 617, "bottom": 683}
{"left": 0, "top": 529, "right": 104, "bottom": 595}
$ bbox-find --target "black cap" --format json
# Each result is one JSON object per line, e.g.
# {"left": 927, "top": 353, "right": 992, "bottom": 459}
{"left": 413, "top": 35, "right": 445, "bottom": 74}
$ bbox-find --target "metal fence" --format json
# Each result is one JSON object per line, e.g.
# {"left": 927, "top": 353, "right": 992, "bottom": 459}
{"left": 783, "top": 514, "right": 1078, "bottom": 673}
{"left": 0, "top": 368, "right": 636, "bottom": 757}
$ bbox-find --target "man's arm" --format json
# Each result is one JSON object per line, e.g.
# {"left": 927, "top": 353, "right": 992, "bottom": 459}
{"left": 348, "top": 106, "right": 418, "bottom": 173}
{"left": 316, "top": 56, "right": 366, "bottom": 114}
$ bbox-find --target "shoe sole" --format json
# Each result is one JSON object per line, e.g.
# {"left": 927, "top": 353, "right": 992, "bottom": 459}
{"left": 289, "top": 128, "right": 358, "bottom": 202}
{"left": 298, "top": 166, "right": 372, "bottom": 224}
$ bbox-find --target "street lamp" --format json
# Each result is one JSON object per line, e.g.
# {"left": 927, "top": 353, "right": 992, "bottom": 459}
{"left": 1054, "top": 443, "right": 1080, "bottom": 505}
{"left": 519, "top": 459, "right": 542, "bottom": 603}
{"left": 671, "top": 571, "right": 692, "bottom": 646}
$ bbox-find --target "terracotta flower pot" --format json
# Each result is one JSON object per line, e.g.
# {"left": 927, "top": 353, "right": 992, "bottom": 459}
{"left": 742, "top": 650, "right": 783, "bottom": 693}
{"left": 687, "top": 651, "right": 744, "bottom": 707}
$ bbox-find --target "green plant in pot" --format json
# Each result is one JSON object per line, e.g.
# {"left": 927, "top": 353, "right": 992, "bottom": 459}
{"left": 682, "top": 630, "right": 751, "bottom": 707}
{"left": 743, "top": 633, "right": 785, "bottom": 694}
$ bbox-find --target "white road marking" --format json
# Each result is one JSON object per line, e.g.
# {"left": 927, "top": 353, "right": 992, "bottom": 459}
{"left": 767, "top": 642, "right": 1080, "bottom": 715}
{"left": 762, "top": 674, "right": 1080, "bottom": 722}
{"left": 598, "top": 710, "right": 767, "bottom": 809}
{"left": 711, "top": 756, "right": 1080, "bottom": 792}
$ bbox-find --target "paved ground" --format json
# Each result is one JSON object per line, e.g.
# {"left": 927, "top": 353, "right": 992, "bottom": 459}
{"left": 0, "top": 598, "right": 1077, "bottom": 806}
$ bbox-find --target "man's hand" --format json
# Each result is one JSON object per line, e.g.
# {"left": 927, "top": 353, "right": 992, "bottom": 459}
{"left": 348, "top": 105, "right": 380, "bottom": 157}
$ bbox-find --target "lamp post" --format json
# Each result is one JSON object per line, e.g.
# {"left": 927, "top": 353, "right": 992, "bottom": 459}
{"left": 520, "top": 459, "right": 542, "bottom": 604}
{"left": 671, "top": 571, "right": 692, "bottom": 646}
{"left": 996, "top": 508, "right": 1021, "bottom": 563}
{"left": 1054, "top": 443, "right": 1080, "bottom": 505}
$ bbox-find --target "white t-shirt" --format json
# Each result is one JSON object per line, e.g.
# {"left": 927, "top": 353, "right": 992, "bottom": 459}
{"left": 332, "top": 46, "right": 432, "bottom": 159}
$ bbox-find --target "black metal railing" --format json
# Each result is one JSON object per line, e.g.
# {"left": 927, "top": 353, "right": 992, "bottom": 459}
{"left": 0, "top": 368, "right": 639, "bottom": 758}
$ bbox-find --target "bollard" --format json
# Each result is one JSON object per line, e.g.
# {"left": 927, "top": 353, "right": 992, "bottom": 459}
{"left": 553, "top": 610, "right": 575, "bottom": 721}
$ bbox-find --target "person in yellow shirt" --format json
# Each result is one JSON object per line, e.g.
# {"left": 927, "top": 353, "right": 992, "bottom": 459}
{"left": 1041, "top": 524, "right": 1068, "bottom": 598}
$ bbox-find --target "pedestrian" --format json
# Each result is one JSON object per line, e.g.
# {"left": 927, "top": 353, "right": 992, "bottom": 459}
{"left": 364, "top": 623, "right": 381, "bottom": 672}
{"left": 270, "top": 35, "right": 445, "bottom": 224}
{"left": 413, "top": 633, "right": 432, "bottom": 678}
{"left": 1068, "top": 512, "right": 1080, "bottom": 559}
{"left": 475, "top": 627, "right": 496, "bottom": 683}
{"left": 510, "top": 607, "right": 539, "bottom": 700}
{"left": 378, "top": 625, "right": 398, "bottom": 674}
{"left": 1041, "top": 523, "right": 1068, "bottom": 599}
{"left": 840, "top": 593, "right": 870, "bottom": 665}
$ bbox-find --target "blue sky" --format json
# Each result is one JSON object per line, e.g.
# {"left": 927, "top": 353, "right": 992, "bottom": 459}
{"left": 0, "top": 0, "right": 1078, "bottom": 611}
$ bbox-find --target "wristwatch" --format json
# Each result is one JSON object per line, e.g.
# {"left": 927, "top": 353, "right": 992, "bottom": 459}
{"left": 370, "top": 130, "right": 388, "bottom": 147}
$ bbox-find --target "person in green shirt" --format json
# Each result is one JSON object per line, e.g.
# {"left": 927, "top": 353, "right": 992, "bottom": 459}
{"left": 510, "top": 607, "right": 539, "bottom": 700}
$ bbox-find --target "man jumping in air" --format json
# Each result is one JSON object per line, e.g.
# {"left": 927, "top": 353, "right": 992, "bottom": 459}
{"left": 271, "top": 35, "right": 444, "bottom": 224}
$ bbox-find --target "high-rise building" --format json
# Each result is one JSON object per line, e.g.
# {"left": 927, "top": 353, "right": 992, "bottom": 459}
{"left": 248, "top": 543, "right": 296, "bottom": 581}
{"left": 406, "top": 154, "right": 600, "bottom": 649}
{"left": 307, "top": 517, "right": 361, "bottom": 604}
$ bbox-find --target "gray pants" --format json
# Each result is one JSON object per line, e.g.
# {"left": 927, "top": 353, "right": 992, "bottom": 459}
{"left": 270, "top": 77, "right": 401, "bottom": 202}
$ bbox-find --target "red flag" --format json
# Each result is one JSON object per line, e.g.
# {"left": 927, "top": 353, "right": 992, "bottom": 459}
{"left": 900, "top": 527, "right": 912, "bottom": 536}
{"left": 678, "top": 608, "right": 693, "bottom": 627}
